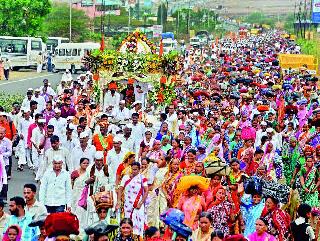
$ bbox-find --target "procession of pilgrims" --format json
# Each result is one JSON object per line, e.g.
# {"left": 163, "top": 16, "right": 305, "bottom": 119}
{"left": 0, "top": 30, "right": 319, "bottom": 241}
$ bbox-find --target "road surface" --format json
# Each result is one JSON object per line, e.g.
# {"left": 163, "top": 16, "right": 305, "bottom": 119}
{"left": 7, "top": 158, "right": 38, "bottom": 200}
{"left": 0, "top": 72, "right": 63, "bottom": 95}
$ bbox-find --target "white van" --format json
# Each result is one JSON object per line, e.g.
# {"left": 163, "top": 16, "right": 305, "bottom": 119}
{"left": 46, "top": 37, "right": 69, "bottom": 53}
{"left": 162, "top": 38, "right": 177, "bottom": 54}
{"left": 0, "top": 36, "right": 45, "bottom": 70}
{"left": 53, "top": 42, "right": 100, "bottom": 73}
{"left": 190, "top": 37, "right": 200, "bottom": 48}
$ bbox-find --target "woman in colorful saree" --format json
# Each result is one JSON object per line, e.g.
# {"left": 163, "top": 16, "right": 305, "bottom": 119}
{"left": 227, "top": 158, "right": 247, "bottom": 234}
{"left": 146, "top": 140, "right": 165, "bottom": 165}
{"left": 299, "top": 155, "right": 320, "bottom": 208}
{"left": 191, "top": 212, "right": 214, "bottom": 241}
{"left": 207, "top": 186, "right": 234, "bottom": 236}
{"left": 247, "top": 218, "right": 277, "bottom": 241}
{"left": 204, "top": 174, "right": 223, "bottom": 208}
{"left": 114, "top": 218, "right": 143, "bottom": 241}
{"left": 115, "top": 152, "right": 136, "bottom": 186}
{"left": 240, "top": 192, "right": 265, "bottom": 237}
{"left": 260, "top": 142, "right": 283, "bottom": 181}
{"left": 116, "top": 162, "right": 148, "bottom": 236}
{"left": 162, "top": 158, "right": 184, "bottom": 208}
{"left": 281, "top": 136, "right": 304, "bottom": 186}
{"left": 146, "top": 157, "right": 168, "bottom": 229}
{"left": 175, "top": 176, "right": 208, "bottom": 230}
{"left": 260, "top": 196, "right": 291, "bottom": 241}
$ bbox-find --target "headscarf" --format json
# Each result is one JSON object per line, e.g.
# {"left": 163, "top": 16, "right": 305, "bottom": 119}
{"left": 3, "top": 225, "right": 22, "bottom": 241}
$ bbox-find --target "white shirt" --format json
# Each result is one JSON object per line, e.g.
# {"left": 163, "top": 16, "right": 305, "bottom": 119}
{"left": 21, "top": 97, "right": 32, "bottom": 110}
{"left": 39, "top": 169, "right": 72, "bottom": 207}
{"left": 103, "top": 91, "right": 120, "bottom": 111}
{"left": 167, "top": 112, "right": 178, "bottom": 134}
{"left": 106, "top": 148, "right": 128, "bottom": 185}
{"left": 48, "top": 117, "right": 67, "bottom": 139}
{"left": 70, "top": 144, "right": 96, "bottom": 171}
{"left": 32, "top": 95, "right": 46, "bottom": 112}
{"left": 19, "top": 118, "right": 34, "bottom": 148}
{"left": 39, "top": 86, "right": 56, "bottom": 97}
{"left": 84, "top": 164, "right": 111, "bottom": 194}
{"left": 25, "top": 200, "right": 47, "bottom": 218}
{"left": 112, "top": 107, "right": 130, "bottom": 121}
{"left": 31, "top": 127, "right": 45, "bottom": 154}
{"left": 131, "top": 122, "right": 145, "bottom": 147}
{"left": 43, "top": 146, "right": 71, "bottom": 171}
{"left": 120, "top": 135, "right": 136, "bottom": 152}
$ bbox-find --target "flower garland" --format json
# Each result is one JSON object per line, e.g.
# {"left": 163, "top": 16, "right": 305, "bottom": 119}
{"left": 149, "top": 81, "right": 177, "bottom": 108}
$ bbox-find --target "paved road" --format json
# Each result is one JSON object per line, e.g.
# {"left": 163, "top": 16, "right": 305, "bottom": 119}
{"left": 0, "top": 72, "right": 63, "bottom": 95}
{"left": 7, "top": 158, "right": 38, "bottom": 203}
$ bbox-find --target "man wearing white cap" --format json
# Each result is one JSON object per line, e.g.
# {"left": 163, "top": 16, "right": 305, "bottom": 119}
{"left": 17, "top": 108, "right": 34, "bottom": 171}
{"left": 21, "top": 90, "right": 33, "bottom": 113}
{"left": 103, "top": 84, "right": 120, "bottom": 112}
{"left": 38, "top": 135, "right": 71, "bottom": 180}
{"left": 84, "top": 151, "right": 114, "bottom": 226}
{"left": 120, "top": 124, "right": 135, "bottom": 152}
{"left": 30, "top": 118, "right": 46, "bottom": 175}
{"left": 106, "top": 135, "right": 128, "bottom": 187}
{"left": 48, "top": 109, "right": 67, "bottom": 140}
{"left": 254, "top": 121, "right": 267, "bottom": 148}
{"left": 70, "top": 131, "right": 96, "bottom": 171}
{"left": 265, "top": 127, "right": 282, "bottom": 151}
{"left": 112, "top": 100, "right": 130, "bottom": 121}
{"left": 31, "top": 89, "right": 46, "bottom": 113}
{"left": 39, "top": 155, "right": 72, "bottom": 213}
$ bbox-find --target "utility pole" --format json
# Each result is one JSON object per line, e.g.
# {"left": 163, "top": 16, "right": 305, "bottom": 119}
{"left": 187, "top": 0, "right": 191, "bottom": 36}
{"left": 69, "top": 0, "right": 72, "bottom": 42}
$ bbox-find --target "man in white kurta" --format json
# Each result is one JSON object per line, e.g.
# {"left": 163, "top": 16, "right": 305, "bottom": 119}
{"left": 70, "top": 132, "right": 96, "bottom": 171}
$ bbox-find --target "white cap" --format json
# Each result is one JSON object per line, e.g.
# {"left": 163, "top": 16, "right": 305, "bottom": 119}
{"left": 79, "top": 131, "right": 89, "bottom": 138}
{"left": 94, "top": 151, "right": 104, "bottom": 160}
{"left": 261, "top": 121, "right": 267, "bottom": 126}
{"left": 35, "top": 88, "right": 40, "bottom": 92}
{"left": 113, "top": 135, "right": 123, "bottom": 143}
{"left": 266, "top": 128, "right": 274, "bottom": 133}
{"left": 124, "top": 123, "right": 133, "bottom": 129}
{"left": 119, "top": 100, "right": 125, "bottom": 104}
{"left": 54, "top": 108, "right": 61, "bottom": 113}
{"left": 38, "top": 118, "right": 46, "bottom": 123}
{"left": 131, "top": 101, "right": 142, "bottom": 107}
{"left": 66, "top": 116, "right": 74, "bottom": 121}
{"left": 28, "top": 88, "right": 33, "bottom": 91}
{"left": 53, "top": 155, "right": 64, "bottom": 162}
{"left": 0, "top": 112, "right": 7, "bottom": 116}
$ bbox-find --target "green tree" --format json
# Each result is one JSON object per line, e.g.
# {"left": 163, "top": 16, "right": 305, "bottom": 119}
{"left": 0, "top": 0, "right": 51, "bottom": 36}
{"left": 157, "top": 3, "right": 168, "bottom": 28}
{"left": 284, "top": 13, "right": 295, "bottom": 33}
{"left": 42, "top": 3, "right": 91, "bottom": 42}
{"left": 245, "top": 12, "right": 277, "bottom": 27}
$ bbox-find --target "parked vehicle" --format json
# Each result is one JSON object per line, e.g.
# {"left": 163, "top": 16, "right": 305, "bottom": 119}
{"left": 46, "top": 37, "right": 69, "bottom": 53}
{"left": 0, "top": 36, "right": 45, "bottom": 70}
{"left": 53, "top": 42, "right": 99, "bottom": 73}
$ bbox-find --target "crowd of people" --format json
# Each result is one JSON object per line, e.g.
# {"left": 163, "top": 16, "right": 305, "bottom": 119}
{"left": 0, "top": 30, "right": 319, "bottom": 241}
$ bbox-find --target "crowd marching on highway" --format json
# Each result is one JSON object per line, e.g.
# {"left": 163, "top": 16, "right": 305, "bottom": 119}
{"left": 0, "top": 30, "right": 319, "bottom": 241}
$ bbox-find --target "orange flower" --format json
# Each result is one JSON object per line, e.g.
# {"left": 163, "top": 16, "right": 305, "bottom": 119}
{"left": 93, "top": 74, "right": 99, "bottom": 82}
{"left": 160, "top": 75, "right": 167, "bottom": 84}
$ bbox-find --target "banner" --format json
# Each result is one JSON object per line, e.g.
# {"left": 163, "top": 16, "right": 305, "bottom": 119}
{"left": 312, "top": 0, "right": 320, "bottom": 23}
{"left": 152, "top": 25, "right": 163, "bottom": 38}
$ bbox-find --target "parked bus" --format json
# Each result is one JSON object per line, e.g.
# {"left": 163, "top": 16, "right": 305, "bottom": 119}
{"left": 0, "top": 36, "right": 45, "bottom": 70}
{"left": 53, "top": 42, "right": 100, "bottom": 73}
{"left": 46, "top": 37, "right": 69, "bottom": 53}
